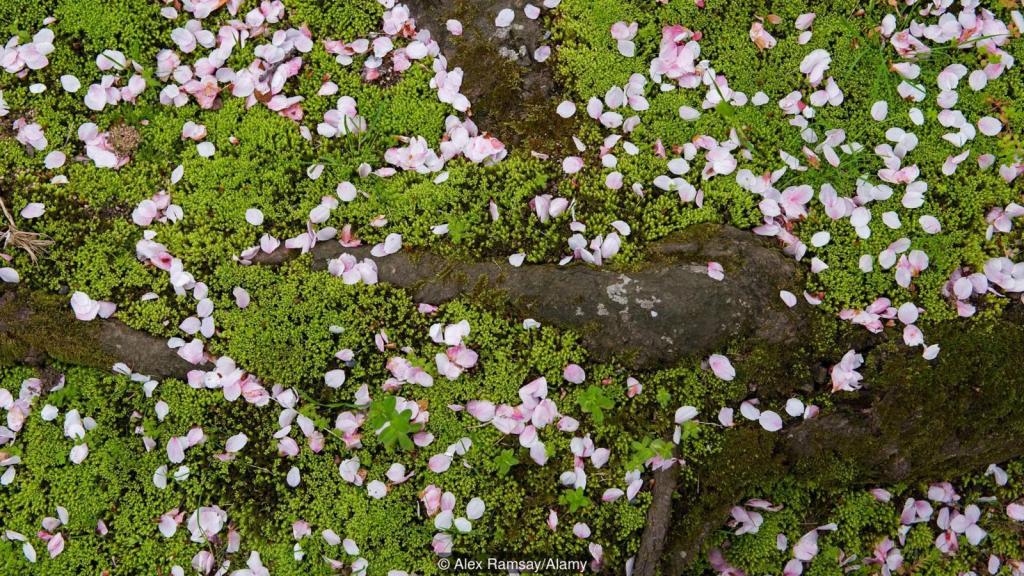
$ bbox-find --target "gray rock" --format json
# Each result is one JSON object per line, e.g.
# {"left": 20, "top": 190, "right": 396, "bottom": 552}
{"left": 0, "top": 289, "right": 203, "bottom": 379}
{"left": 659, "top": 307, "right": 1024, "bottom": 575}
{"left": 255, "top": 224, "right": 806, "bottom": 368}
{"left": 401, "top": 0, "right": 571, "bottom": 154}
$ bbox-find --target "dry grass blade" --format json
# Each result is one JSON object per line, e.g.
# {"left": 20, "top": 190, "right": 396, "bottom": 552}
{"left": 0, "top": 196, "right": 53, "bottom": 263}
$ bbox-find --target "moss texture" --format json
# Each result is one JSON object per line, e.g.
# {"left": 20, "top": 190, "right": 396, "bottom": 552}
{"left": 1, "top": 0, "right": 1023, "bottom": 574}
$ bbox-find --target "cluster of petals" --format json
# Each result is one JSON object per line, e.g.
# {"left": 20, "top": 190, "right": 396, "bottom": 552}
{"left": 187, "top": 356, "right": 270, "bottom": 405}
{"left": 136, "top": 233, "right": 196, "bottom": 295}
{"left": 430, "top": 320, "right": 478, "bottom": 380}
{"left": 84, "top": 50, "right": 147, "bottom": 111}
{"left": 385, "top": 116, "right": 505, "bottom": 173}
{"left": 317, "top": 96, "right": 367, "bottom": 138}
{"left": 649, "top": 25, "right": 704, "bottom": 88}
{"left": 610, "top": 21, "right": 638, "bottom": 57}
{"left": 385, "top": 356, "right": 434, "bottom": 390}
{"left": 14, "top": 119, "right": 47, "bottom": 151}
{"left": 463, "top": 376, "right": 574, "bottom": 466}
{"left": 421, "top": 486, "right": 485, "bottom": 555}
{"left": 1, "top": 28, "right": 55, "bottom": 74}
{"left": 829, "top": 350, "right": 864, "bottom": 393}
{"left": 327, "top": 253, "right": 378, "bottom": 285}
{"left": 563, "top": 223, "right": 624, "bottom": 266}
{"left": 70, "top": 291, "right": 117, "bottom": 321}
{"left": 78, "top": 123, "right": 127, "bottom": 169}
{"left": 718, "top": 397, "right": 813, "bottom": 433}
{"left": 157, "top": 2, "right": 309, "bottom": 119}
{"left": 132, "top": 191, "right": 183, "bottom": 227}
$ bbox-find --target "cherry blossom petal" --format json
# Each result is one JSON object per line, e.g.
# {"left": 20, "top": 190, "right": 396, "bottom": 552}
{"left": 708, "top": 354, "right": 736, "bottom": 381}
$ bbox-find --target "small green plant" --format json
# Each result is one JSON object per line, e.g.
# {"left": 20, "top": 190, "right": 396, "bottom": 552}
{"left": 366, "top": 395, "right": 420, "bottom": 451}
{"left": 558, "top": 488, "right": 591, "bottom": 513}
{"left": 655, "top": 387, "right": 671, "bottom": 409}
{"left": 578, "top": 385, "right": 614, "bottom": 424}
{"left": 446, "top": 216, "right": 472, "bottom": 244}
{"left": 626, "top": 437, "right": 674, "bottom": 471}
{"left": 494, "top": 449, "right": 520, "bottom": 477}
{"left": 678, "top": 420, "right": 699, "bottom": 442}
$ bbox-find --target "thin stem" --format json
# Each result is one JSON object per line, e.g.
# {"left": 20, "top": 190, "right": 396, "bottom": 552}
{"left": 0, "top": 196, "right": 54, "bottom": 263}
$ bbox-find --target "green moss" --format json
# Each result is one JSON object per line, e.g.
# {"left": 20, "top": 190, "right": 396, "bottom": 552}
{"left": 287, "top": 0, "right": 382, "bottom": 40}
{"left": 546, "top": 0, "right": 1024, "bottom": 323}
{"left": 684, "top": 311, "right": 1024, "bottom": 575}
{"left": 2, "top": 0, "right": 1019, "bottom": 326}
{"left": 3, "top": 0, "right": 1024, "bottom": 573}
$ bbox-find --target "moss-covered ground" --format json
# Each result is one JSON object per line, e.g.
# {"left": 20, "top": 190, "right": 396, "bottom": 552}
{"left": 1, "top": 0, "right": 1023, "bottom": 574}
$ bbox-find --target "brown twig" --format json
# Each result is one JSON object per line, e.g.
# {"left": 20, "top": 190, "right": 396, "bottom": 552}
{"left": 0, "top": 196, "right": 53, "bottom": 263}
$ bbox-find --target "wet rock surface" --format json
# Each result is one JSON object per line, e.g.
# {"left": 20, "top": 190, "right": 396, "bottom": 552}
{"left": 404, "top": 0, "right": 575, "bottom": 154}
{"left": 0, "top": 289, "right": 202, "bottom": 379}
{"left": 659, "top": 307, "right": 1024, "bottom": 575}
{"left": 256, "top": 223, "right": 807, "bottom": 368}
{"left": 4, "top": 222, "right": 804, "bottom": 377}
{"left": 95, "top": 318, "right": 206, "bottom": 377}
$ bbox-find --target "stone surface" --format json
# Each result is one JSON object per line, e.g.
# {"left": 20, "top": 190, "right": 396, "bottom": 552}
{"left": 403, "top": 0, "right": 573, "bottom": 154}
{"left": 0, "top": 289, "right": 201, "bottom": 379}
{"left": 255, "top": 223, "right": 807, "bottom": 368}
{"left": 659, "top": 307, "right": 1024, "bottom": 575}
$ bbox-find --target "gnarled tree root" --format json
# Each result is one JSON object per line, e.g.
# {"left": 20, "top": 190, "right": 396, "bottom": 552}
{"left": 634, "top": 458, "right": 680, "bottom": 576}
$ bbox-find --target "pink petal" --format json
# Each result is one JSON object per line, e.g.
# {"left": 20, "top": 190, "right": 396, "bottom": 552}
{"left": 903, "top": 325, "right": 924, "bottom": 347}
{"left": 0, "top": 268, "right": 20, "bottom": 284}
{"left": 708, "top": 354, "right": 736, "bottom": 381}
{"left": 20, "top": 202, "right": 45, "bottom": 219}
{"left": 47, "top": 533, "right": 65, "bottom": 558}
{"left": 1008, "top": 502, "right": 1024, "bottom": 521}
{"left": 978, "top": 116, "right": 1002, "bottom": 136}
{"left": 562, "top": 156, "right": 584, "bottom": 174}
{"left": 674, "top": 406, "right": 698, "bottom": 424}
{"left": 225, "top": 433, "right": 248, "bottom": 453}
{"left": 69, "top": 443, "right": 89, "bottom": 464}
{"left": 324, "top": 369, "right": 346, "bottom": 389}
{"left": 793, "top": 529, "right": 819, "bottom": 561}
{"left": 167, "top": 436, "right": 186, "bottom": 463}
{"left": 245, "top": 208, "right": 264, "bottom": 226}
{"left": 177, "top": 339, "right": 206, "bottom": 365}
{"left": 70, "top": 291, "right": 100, "bottom": 321}
{"left": 495, "top": 8, "right": 514, "bottom": 27}
{"left": 717, "top": 407, "right": 735, "bottom": 427}
{"left": 232, "top": 286, "right": 250, "bottom": 308}
{"left": 428, "top": 454, "right": 452, "bottom": 473}
{"left": 466, "top": 497, "right": 486, "bottom": 520}
{"left": 758, "top": 411, "right": 783, "bottom": 432}
{"left": 556, "top": 101, "right": 576, "bottom": 118}
{"left": 780, "top": 290, "right": 797, "bottom": 307}
{"left": 563, "top": 363, "right": 585, "bottom": 384}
